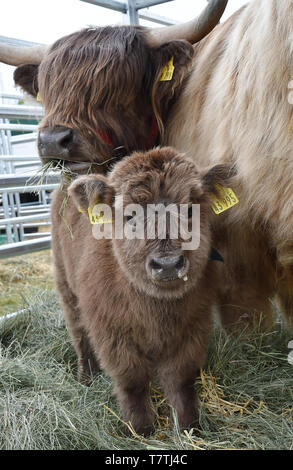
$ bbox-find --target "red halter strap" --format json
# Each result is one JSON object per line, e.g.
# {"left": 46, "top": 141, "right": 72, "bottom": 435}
{"left": 98, "top": 115, "right": 159, "bottom": 151}
{"left": 145, "top": 115, "right": 159, "bottom": 150}
{"left": 97, "top": 130, "right": 114, "bottom": 147}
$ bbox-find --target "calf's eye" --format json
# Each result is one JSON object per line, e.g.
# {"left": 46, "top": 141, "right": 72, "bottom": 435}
{"left": 125, "top": 215, "right": 136, "bottom": 226}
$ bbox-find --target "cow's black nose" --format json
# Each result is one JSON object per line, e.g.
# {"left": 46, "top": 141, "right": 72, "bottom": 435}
{"left": 149, "top": 255, "right": 186, "bottom": 282}
{"left": 38, "top": 126, "right": 74, "bottom": 158}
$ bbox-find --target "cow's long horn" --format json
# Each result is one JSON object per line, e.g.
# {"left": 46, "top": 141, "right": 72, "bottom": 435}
{"left": 148, "top": 0, "right": 228, "bottom": 46}
{"left": 0, "top": 43, "right": 47, "bottom": 66}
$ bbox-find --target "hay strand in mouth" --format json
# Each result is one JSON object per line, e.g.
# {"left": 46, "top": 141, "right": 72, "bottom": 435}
{"left": 26, "top": 160, "right": 77, "bottom": 238}
{"left": 33, "top": 155, "right": 124, "bottom": 180}
{"left": 26, "top": 160, "right": 57, "bottom": 188}
{"left": 27, "top": 155, "right": 126, "bottom": 236}
{"left": 27, "top": 159, "right": 100, "bottom": 238}
{"left": 28, "top": 159, "right": 79, "bottom": 187}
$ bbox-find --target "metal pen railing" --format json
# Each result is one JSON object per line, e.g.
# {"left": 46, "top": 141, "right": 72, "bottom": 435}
{"left": 0, "top": 96, "right": 58, "bottom": 257}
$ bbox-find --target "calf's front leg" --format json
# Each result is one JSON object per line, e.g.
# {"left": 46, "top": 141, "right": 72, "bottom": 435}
{"left": 108, "top": 364, "right": 154, "bottom": 436}
{"left": 159, "top": 363, "right": 200, "bottom": 431}
{"left": 55, "top": 273, "right": 101, "bottom": 382}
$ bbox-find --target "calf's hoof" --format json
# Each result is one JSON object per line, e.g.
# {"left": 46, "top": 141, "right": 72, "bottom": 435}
{"left": 124, "top": 421, "right": 155, "bottom": 438}
{"left": 77, "top": 361, "right": 102, "bottom": 386}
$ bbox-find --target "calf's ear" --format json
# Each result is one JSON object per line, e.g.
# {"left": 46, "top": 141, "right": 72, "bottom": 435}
{"left": 68, "top": 175, "right": 115, "bottom": 212}
{"left": 14, "top": 64, "right": 39, "bottom": 98}
{"left": 201, "top": 164, "right": 237, "bottom": 193}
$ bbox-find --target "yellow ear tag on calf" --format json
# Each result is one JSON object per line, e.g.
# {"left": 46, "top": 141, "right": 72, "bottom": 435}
{"left": 87, "top": 206, "right": 113, "bottom": 225}
{"left": 210, "top": 184, "right": 239, "bottom": 215}
{"left": 160, "top": 57, "right": 175, "bottom": 81}
{"left": 36, "top": 92, "right": 42, "bottom": 102}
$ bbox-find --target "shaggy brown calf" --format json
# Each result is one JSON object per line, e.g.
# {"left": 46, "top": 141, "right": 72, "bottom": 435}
{"left": 51, "top": 147, "right": 234, "bottom": 435}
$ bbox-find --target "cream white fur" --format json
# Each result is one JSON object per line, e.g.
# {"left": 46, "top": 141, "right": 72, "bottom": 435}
{"left": 166, "top": 0, "right": 293, "bottom": 266}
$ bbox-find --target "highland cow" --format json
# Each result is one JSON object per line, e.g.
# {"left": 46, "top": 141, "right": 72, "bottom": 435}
{"left": 0, "top": 1, "right": 227, "bottom": 172}
{"left": 51, "top": 147, "right": 235, "bottom": 435}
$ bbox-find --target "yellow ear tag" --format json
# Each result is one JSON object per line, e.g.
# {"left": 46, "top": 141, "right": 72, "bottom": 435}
{"left": 160, "top": 57, "right": 175, "bottom": 81}
{"left": 210, "top": 184, "right": 239, "bottom": 215}
{"left": 87, "top": 206, "right": 113, "bottom": 225}
{"left": 36, "top": 92, "right": 42, "bottom": 102}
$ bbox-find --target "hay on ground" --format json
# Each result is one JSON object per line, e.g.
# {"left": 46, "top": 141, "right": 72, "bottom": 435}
{"left": 0, "top": 290, "right": 292, "bottom": 450}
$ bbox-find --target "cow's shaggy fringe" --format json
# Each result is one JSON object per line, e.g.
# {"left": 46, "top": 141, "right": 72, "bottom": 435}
{"left": 0, "top": 290, "right": 292, "bottom": 450}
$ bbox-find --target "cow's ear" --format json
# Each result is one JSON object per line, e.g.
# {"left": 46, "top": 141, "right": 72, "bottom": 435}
{"left": 68, "top": 175, "right": 115, "bottom": 211}
{"left": 150, "top": 40, "right": 194, "bottom": 127}
{"left": 14, "top": 64, "right": 39, "bottom": 98}
{"left": 201, "top": 164, "right": 237, "bottom": 193}
{"left": 152, "top": 39, "right": 194, "bottom": 75}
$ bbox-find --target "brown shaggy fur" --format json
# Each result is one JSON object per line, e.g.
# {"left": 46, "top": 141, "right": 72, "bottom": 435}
{"left": 14, "top": 26, "right": 193, "bottom": 165}
{"left": 51, "top": 147, "right": 234, "bottom": 435}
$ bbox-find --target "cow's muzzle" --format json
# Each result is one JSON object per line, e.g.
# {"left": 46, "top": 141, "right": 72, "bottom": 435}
{"left": 147, "top": 254, "right": 189, "bottom": 283}
{"left": 38, "top": 126, "right": 74, "bottom": 162}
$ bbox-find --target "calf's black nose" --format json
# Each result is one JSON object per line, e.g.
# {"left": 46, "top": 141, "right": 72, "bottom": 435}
{"left": 149, "top": 255, "right": 185, "bottom": 282}
{"left": 38, "top": 126, "right": 74, "bottom": 158}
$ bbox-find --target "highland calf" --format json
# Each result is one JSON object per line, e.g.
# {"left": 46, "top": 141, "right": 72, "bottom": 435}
{"left": 51, "top": 147, "right": 235, "bottom": 435}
